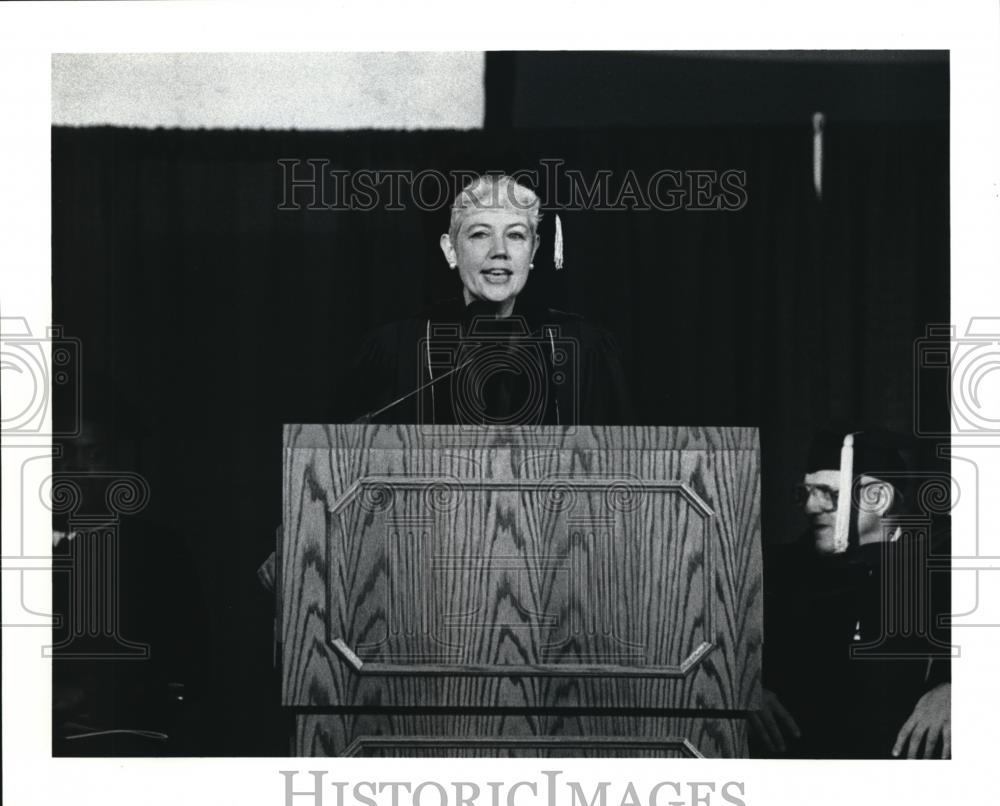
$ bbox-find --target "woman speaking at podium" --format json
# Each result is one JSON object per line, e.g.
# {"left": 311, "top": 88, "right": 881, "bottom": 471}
{"left": 342, "top": 174, "right": 633, "bottom": 426}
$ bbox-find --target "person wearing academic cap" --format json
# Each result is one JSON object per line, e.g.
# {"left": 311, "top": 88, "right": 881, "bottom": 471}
{"left": 336, "top": 174, "right": 633, "bottom": 426}
{"left": 750, "top": 427, "right": 951, "bottom": 759}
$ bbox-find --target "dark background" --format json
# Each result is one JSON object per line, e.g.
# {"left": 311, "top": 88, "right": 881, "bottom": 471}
{"left": 51, "top": 51, "right": 950, "bottom": 754}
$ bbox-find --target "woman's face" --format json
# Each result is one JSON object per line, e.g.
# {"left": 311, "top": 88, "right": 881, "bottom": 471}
{"left": 442, "top": 207, "right": 539, "bottom": 306}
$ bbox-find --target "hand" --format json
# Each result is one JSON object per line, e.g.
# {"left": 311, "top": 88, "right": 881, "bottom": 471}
{"left": 257, "top": 550, "right": 277, "bottom": 593}
{"left": 53, "top": 529, "right": 79, "bottom": 548}
{"left": 749, "top": 687, "right": 801, "bottom": 753}
{"left": 892, "top": 682, "right": 951, "bottom": 759}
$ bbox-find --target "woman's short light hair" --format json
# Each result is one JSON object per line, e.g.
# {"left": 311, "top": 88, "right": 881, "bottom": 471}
{"left": 448, "top": 174, "right": 542, "bottom": 243}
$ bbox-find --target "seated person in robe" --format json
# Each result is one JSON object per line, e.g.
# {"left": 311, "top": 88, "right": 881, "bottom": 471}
{"left": 51, "top": 411, "right": 210, "bottom": 756}
{"left": 751, "top": 427, "right": 951, "bottom": 759}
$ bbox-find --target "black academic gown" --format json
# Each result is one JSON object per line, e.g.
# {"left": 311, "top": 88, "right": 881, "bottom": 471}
{"left": 758, "top": 527, "right": 951, "bottom": 759}
{"left": 51, "top": 516, "right": 212, "bottom": 755}
{"left": 336, "top": 297, "right": 633, "bottom": 426}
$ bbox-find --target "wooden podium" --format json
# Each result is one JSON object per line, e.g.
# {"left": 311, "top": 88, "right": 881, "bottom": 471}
{"left": 280, "top": 425, "right": 761, "bottom": 757}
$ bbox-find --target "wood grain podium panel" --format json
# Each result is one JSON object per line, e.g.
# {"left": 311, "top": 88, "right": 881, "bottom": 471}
{"left": 296, "top": 713, "right": 746, "bottom": 758}
{"left": 282, "top": 425, "right": 761, "bottom": 718}
{"left": 329, "top": 477, "right": 712, "bottom": 676}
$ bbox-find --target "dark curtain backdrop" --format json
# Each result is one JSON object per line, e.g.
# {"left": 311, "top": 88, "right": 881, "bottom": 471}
{"left": 52, "top": 122, "right": 949, "bottom": 754}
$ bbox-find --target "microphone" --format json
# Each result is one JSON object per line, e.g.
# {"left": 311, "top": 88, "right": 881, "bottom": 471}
{"left": 350, "top": 307, "right": 560, "bottom": 425}
{"left": 350, "top": 351, "right": 478, "bottom": 424}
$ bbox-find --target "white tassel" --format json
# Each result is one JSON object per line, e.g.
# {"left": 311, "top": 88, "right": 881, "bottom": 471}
{"left": 812, "top": 111, "right": 825, "bottom": 201}
{"left": 554, "top": 213, "right": 564, "bottom": 270}
{"left": 833, "top": 432, "right": 855, "bottom": 553}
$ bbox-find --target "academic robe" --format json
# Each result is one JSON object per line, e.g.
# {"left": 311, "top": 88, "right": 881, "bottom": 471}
{"left": 51, "top": 516, "right": 212, "bottom": 755}
{"left": 335, "top": 297, "right": 634, "bottom": 426}
{"left": 757, "top": 527, "right": 951, "bottom": 759}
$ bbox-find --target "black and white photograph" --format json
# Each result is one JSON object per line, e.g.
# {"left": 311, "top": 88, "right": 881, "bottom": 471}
{"left": 44, "top": 47, "right": 952, "bottom": 758}
{"left": 2, "top": 2, "right": 999, "bottom": 805}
